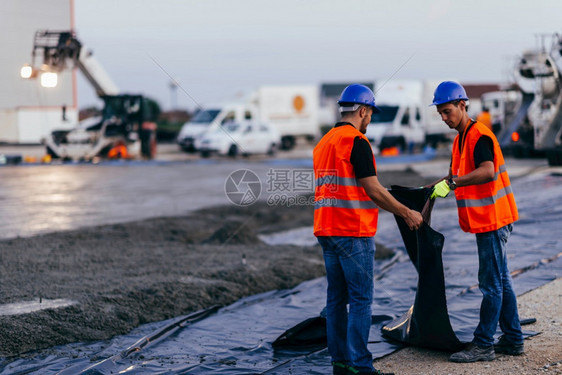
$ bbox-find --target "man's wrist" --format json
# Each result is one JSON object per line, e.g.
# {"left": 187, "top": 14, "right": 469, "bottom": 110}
{"left": 447, "top": 177, "right": 457, "bottom": 190}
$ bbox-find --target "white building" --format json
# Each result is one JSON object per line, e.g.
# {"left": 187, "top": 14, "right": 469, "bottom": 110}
{"left": 0, "top": 0, "right": 78, "bottom": 144}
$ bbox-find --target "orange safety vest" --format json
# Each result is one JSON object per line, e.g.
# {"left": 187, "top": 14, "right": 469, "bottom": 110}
{"left": 313, "top": 125, "right": 378, "bottom": 237}
{"left": 451, "top": 120, "right": 518, "bottom": 233}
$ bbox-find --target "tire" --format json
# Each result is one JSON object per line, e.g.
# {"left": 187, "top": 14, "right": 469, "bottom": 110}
{"left": 380, "top": 136, "right": 404, "bottom": 151}
{"left": 281, "top": 136, "right": 295, "bottom": 150}
{"left": 547, "top": 149, "right": 562, "bottom": 166}
{"left": 424, "top": 135, "right": 440, "bottom": 149}
{"left": 510, "top": 145, "right": 530, "bottom": 159}
{"left": 201, "top": 150, "right": 211, "bottom": 158}
{"left": 379, "top": 138, "right": 391, "bottom": 151}
{"left": 267, "top": 143, "right": 277, "bottom": 156}
{"left": 228, "top": 144, "right": 238, "bottom": 158}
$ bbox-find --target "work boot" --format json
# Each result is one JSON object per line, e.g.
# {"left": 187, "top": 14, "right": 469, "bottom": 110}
{"left": 449, "top": 342, "right": 495, "bottom": 363}
{"left": 494, "top": 335, "right": 525, "bottom": 355}
{"left": 346, "top": 366, "right": 394, "bottom": 375}
{"left": 332, "top": 361, "right": 348, "bottom": 375}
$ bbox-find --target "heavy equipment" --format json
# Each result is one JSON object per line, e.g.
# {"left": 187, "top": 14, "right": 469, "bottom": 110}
{"left": 22, "top": 30, "right": 157, "bottom": 160}
{"left": 500, "top": 33, "right": 562, "bottom": 165}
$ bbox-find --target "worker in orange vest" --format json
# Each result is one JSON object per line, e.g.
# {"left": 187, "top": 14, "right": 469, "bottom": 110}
{"left": 429, "top": 81, "right": 523, "bottom": 363}
{"left": 314, "top": 84, "right": 422, "bottom": 375}
{"left": 477, "top": 106, "right": 493, "bottom": 132}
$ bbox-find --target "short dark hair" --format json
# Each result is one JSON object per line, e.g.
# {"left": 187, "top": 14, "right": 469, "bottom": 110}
{"left": 450, "top": 100, "right": 469, "bottom": 110}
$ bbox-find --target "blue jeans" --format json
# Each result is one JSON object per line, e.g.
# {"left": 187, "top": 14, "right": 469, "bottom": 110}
{"left": 317, "top": 236, "right": 375, "bottom": 372}
{"left": 473, "top": 224, "right": 523, "bottom": 347}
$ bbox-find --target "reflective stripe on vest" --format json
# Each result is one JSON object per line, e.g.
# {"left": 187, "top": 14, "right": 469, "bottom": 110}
{"left": 315, "top": 197, "right": 378, "bottom": 210}
{"left": 315, "top": 175, "right": 361, "bottom": 188}
{"left": 456, "top": 184, "right": 513, "bottom": 208}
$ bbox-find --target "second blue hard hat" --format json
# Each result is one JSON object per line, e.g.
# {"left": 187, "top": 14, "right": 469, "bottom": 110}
{"left": 338, "top": 84, "right": 381, "bottom": 113}
{"left": 431, "top": 81, "right": 468, "bottom": 106}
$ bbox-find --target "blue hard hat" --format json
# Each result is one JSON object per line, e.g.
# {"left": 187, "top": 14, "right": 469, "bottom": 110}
{"left": 430, "top": 81, "right": 468, "bottom": 106}
{"left": 338, "top": 84, "right": 381, "bottom": 113}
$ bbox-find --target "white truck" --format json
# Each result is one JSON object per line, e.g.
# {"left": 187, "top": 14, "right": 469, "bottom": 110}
{"left": 365, "top": 80, "right": 455, "bottom": 152}
{"left": 177, "top": 84, "right": 320, "bottom": 151}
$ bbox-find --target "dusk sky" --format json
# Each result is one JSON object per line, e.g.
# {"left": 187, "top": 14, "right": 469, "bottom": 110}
{"left": 74, "top": 0, "right": 562, "bottom": 111}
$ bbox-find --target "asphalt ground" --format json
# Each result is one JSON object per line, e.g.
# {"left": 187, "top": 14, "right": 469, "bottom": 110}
{"left": 0, "top": 142, "right": 550, "bottom": 240}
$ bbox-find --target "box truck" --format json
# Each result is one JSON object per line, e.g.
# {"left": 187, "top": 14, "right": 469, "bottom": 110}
{"left": 365, "top": 80, "right": 455, "bottom": 152}
{"left": 177, "top": 85, "right": 320, "bottom": 151}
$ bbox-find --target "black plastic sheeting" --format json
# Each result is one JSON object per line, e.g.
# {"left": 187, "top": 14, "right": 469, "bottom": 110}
{"left": 1, "top": 172, "right": 561, "bottom": 374}
{"left": 0, "top": 279, "right": 403, "bottom": 375}
{"left": 381, "top": 186, "right": 463, "bottom": 352}
{"left": 271, "top": 187, "right": 464, "bottom": 353}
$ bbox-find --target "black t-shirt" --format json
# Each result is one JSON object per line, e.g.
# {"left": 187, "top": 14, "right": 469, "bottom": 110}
{"left": 473, "top": 136, "right": 494, "bottom": 167}
{"left": 334, "top": 122, "right": 377, "bottom": 178}
{"left": 454, "top": 124, "right": 495, "bottom": 168}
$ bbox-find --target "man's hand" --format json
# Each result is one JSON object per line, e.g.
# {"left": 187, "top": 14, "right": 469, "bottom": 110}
{"left": 431, "top": 180, "right": 450, "bottom": 199}
{"left": 404, "top": 209, "right": 423, "bottom": 231}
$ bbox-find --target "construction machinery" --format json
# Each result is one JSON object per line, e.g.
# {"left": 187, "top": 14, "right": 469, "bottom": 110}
{"left": 535, "top": 33, "right": 562, "bottom": 165}
{"left": 22, "top": 30, "right": 157, "bottom": 160}
{"left": 499, "top": 33, "right": 562, "bottom": 165}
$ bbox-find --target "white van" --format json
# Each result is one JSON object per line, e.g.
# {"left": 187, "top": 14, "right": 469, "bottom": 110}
{"left": 177, "top": 84, "right": 319, "bottom": 152}
{"left": 195, "top": 121, "right": 280, "bottom": 158}
{"left": 176, "top": 104, "right": 253, "bottom": 152}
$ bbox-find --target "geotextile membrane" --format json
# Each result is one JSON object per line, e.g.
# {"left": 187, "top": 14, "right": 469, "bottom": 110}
{"left": 1, "top": 172, "right": 561, "bottom": 374}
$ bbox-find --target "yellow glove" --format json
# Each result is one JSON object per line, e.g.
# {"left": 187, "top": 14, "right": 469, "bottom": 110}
{"left": 431, "top": 180, "right": 450, "bottom": 199}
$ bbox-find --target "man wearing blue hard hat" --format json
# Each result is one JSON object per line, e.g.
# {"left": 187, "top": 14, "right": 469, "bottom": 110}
{"left": 313, "top": 84, "right": 422, "bottom": 375}
{"left": 429, "top": 81, "right": 523, "bottom": 363}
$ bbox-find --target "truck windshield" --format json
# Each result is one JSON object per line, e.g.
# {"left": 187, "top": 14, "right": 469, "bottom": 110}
{"left": 191, "top": 109, "right": 220, "bottom": 124}
{"left": 370, "top": 105, "right": 399, "bottom": 124}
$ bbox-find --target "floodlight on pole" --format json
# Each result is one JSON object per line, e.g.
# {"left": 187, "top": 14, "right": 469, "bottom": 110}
{"left": 20, "top": 64, "right": 33, "bottom": 79}
{"left": 40, "top": 72, "right": 58, "bottom": 88}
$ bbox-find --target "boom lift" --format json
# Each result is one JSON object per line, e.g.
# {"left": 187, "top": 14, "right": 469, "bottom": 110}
{"left": 22, "top": 30, "right": 157, "bottom": 160}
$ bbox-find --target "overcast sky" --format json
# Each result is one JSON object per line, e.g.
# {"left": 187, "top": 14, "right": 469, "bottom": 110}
{"left": 74, "top": 0, "right": 562, "bottom": 111}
